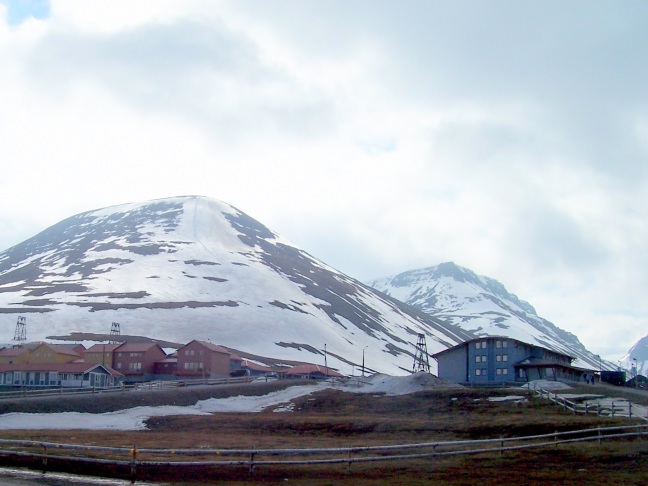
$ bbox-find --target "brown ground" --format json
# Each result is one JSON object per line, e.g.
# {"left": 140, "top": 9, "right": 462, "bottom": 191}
{"left": 0, "top": 381, "right": 646, "bottom": 484}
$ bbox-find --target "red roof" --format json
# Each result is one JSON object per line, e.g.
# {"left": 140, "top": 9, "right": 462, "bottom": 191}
{"left": 114, "top": 342, "right": 165, "bottom": 353}
{"left": 285, "top": 364, "right": 344, "bottom": 377}
{"left": 240, "top": 359, "right": 273, "bottom": 372}
{"left": 85, "top": 344, "right": 121, "bottom": 353}
{"left": 181, "top": 340, "right": 230, "bottom": 355}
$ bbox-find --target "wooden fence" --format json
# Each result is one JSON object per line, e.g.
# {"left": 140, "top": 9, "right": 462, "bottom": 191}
{"left": 529, "top": 384, "right": 648, "bottom": 421}
{"left": 0, "top": 424, "right": 645, "bottom": 479}
{"left": 0, "top": 376, "right": 254, "bottom": 401}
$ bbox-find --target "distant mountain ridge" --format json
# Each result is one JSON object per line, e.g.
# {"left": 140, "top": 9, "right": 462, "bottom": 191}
{"left": 368, "top": 262, "right": 610, "bottom": 370}
{"left": 621, "top": 335, "right": 648, "bottom": 377}
{"left": 0, "top": 196, "right": 473, "bottom": 375}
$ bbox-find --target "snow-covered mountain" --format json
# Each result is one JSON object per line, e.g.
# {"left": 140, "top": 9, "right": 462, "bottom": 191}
{"left": 367, "top": 262, "right": 610, "bottom": 370}
{"left": 0, "top": 196, "right": 473, "bottom": 375}
{"left": 621, "top": 335, "right": 648, "bottom": 377}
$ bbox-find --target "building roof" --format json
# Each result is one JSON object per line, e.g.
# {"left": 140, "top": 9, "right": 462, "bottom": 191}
{"left": 181, "top": 340, "right": 231, "bottom": 355}
{"left": 284, "top": 364, "right": 344, "bottom": 377}
{"left": 240, "top": 359, "right": 273, "bottom": 372}
{"left": 37, "top": 343, "right": 83, "bottom": 356}
{"left": 114, "top": 342, "right": 165, "bottom": 353}
{"left": 84, "top": 343, "right": 121, "bottom": 353}
{"left": 431, "top": 336, "right": 576, "bottom": 361}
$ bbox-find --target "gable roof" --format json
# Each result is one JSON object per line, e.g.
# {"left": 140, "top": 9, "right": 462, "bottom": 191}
{"left": 84, "top": 343, "right": 121, "bottom": 353}
{"left": 114, "top": 342, "right": 165, "bottom": 353}
{"left": 180, "top": 340, "right": 230, "bottom": 355}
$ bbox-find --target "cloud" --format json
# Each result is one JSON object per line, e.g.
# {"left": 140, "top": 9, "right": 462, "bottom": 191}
{"left": 1, "top": 1, "right": 647, "bottom": 359}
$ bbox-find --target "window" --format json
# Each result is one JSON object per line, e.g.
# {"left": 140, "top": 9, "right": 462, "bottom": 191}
{"left": 502, "top": 341, "right": 508, "bottom": 348}
{"left": 475, "top": 369, "right": 481, "bottom": 376}
{"left": 502, "top": 354, "right": 508, "bottom": 362}
{"left": 481, "top": 341, "right": 487, "bottom": 348}
{"left": 116, "top": 362, "right": 122, "bottom": 369}
{"left": 503, "top": 368, "right": 508, "bottom": 375}
{"left": 476, "top": 342, "right": 481, "bottom": 350}
{"left": 496, "top": 340, "right": 501, "bottom": 349}
{"left": 496, "top": 368, "right": 502, "bottom": 375}
{"left": 496, "top": 354, "right": 502, "bottom": 362}
{"left": 129, "top": 362, "right": 142, "bottom": 371}
{"left": 475, "top": 355, "right": 481, "bottom": 363}
{"left": 481, "top": 355, "right": 487, "bottom": 362}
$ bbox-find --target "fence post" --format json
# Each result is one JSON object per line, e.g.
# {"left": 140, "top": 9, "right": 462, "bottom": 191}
{"left": 628, "top": 401, "right": 632, "bottom": 420}
{"left": 41, "top": 444, "right": 48, "bottom": 469}
{"left": 597, "top": 402, "right": 601, "bottom": 416}
{"left": 500, "top": 436, "right": 504, "bottom": 456}
{"left": 130, "top": 445, "right": 137, "bottom": 479}
{"left": 554, "top": 431, "right": 558, "bottom": 448}
{"left": 598, "top": 427, "right": 601, "bottom": 446}
{"left": 249, "top": 452, "right": 256, "bottom": 474}
{"left": 612, "top": 401, "right": 615, "bottom": 417}
{"left": 348, "top": 450, "right": 352, "bottom": 473}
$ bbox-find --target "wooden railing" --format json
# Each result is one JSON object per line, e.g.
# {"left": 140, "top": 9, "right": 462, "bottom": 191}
{"left": 0, "top": 376, "right": 254, "bottom": 401}
{"left": 0, "top": 424, "right": 645, "bottom": 479}
{"left": 528, "top": 384, "right": 648, "bottom": 421}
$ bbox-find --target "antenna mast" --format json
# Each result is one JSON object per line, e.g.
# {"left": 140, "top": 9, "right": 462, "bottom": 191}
{"left": 412, "top": 333, "right": 430, "bottom": 373}
{"left": 13, "top": 316, "right": 27, "bottom": 342}
{"left": 110, "top": 322, "right": 121, "bottom": 344}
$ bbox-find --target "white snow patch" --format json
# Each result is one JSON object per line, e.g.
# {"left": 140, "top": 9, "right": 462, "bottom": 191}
{"left": 0, "top": 385, "right": 322, "bottom": 431}
{"left": 521, "top": 379, "right": 573, "bottom": 391}
{"left": 488, "top": 395, "right": 527, "bottom": 402}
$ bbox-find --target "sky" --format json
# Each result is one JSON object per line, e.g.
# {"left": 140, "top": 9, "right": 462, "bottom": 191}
{"left": 0, "top": 1, "right": 647, "bottom": 362}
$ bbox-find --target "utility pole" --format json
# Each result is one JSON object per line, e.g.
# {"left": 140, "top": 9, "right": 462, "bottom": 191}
{"left": 324, "top": 344, "right": 328, "bottom": 378}
{"left": 362, "top": 346, "right": 367, "bottom": 377}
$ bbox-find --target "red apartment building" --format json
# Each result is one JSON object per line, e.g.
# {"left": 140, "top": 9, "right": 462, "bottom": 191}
{"left": 113, "top": 342, "right": 167, "bottom": 382}
{"left": 176, "top": 340, "right": 232, "bottom": 379}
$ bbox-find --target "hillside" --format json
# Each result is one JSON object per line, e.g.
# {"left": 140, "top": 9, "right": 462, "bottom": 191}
{"left": 0, "top": 196, "right": 473, "bottom": 375}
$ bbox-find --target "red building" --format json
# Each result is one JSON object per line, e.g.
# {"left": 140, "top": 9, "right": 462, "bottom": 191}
{"left": 113, "top": 342, "right": 167, "bottom": 382}
{"left": 176, "top": 340, "right": 231, "bottom": 379}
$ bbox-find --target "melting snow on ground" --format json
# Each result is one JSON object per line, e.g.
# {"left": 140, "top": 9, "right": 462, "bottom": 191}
{"left": 0, "top": 386, "right": 321, "bottom": 431}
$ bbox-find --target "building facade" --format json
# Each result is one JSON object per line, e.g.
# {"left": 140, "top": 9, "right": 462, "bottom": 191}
{"left": 433, "top": 337, "right": 588, "bottom": 384}
{"left": 112, "top": 342, "right": 167, "bottom": 382}
{"left": 175, "top": 340, "right": 232, "bottom": 379}
{"left": 0, "top": 363, "right": 121, "bottom": 388}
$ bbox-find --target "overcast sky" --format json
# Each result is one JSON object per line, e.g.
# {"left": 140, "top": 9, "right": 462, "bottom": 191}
{"left": 1, "top": 1, "right": 647, "bottom": 361}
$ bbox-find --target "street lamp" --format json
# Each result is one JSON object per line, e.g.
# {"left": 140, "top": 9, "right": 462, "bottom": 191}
{"left": 633, "top": 358, "right": 638, "bottom": 388}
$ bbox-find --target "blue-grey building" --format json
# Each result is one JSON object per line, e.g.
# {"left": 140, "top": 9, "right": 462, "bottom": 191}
{"left": 432, "top": 337, "right": 591, "bottom": 384}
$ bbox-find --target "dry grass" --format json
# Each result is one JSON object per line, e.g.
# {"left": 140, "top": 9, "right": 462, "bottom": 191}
{"left": 0, "top": 384, "right": 646, "bottom": 484}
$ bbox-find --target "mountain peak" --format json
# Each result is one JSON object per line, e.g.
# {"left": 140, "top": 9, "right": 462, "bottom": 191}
{"left": 0, "top": 196, "right": 473, "bottom": 375}
{"left": 368, "top": 263, "right": 605, "bottom": 370}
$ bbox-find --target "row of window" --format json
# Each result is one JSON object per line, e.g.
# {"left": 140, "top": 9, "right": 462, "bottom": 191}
{"left": 115, "top": 362, "right": 142, "bottom": 371}
{"left": 183, "top": 362, "right": 204, "bottom": 370}
{"left": 475, "top": 368, "right": 509, "bottom": 376}
{"left": 475, "top": 340, "right": 509, "bottom": 349}
{"left": 475, "top": 354, "right": 509, "bottom": 363}
{"left": 184, "top": 350, "right": 205, "bottom": 356}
